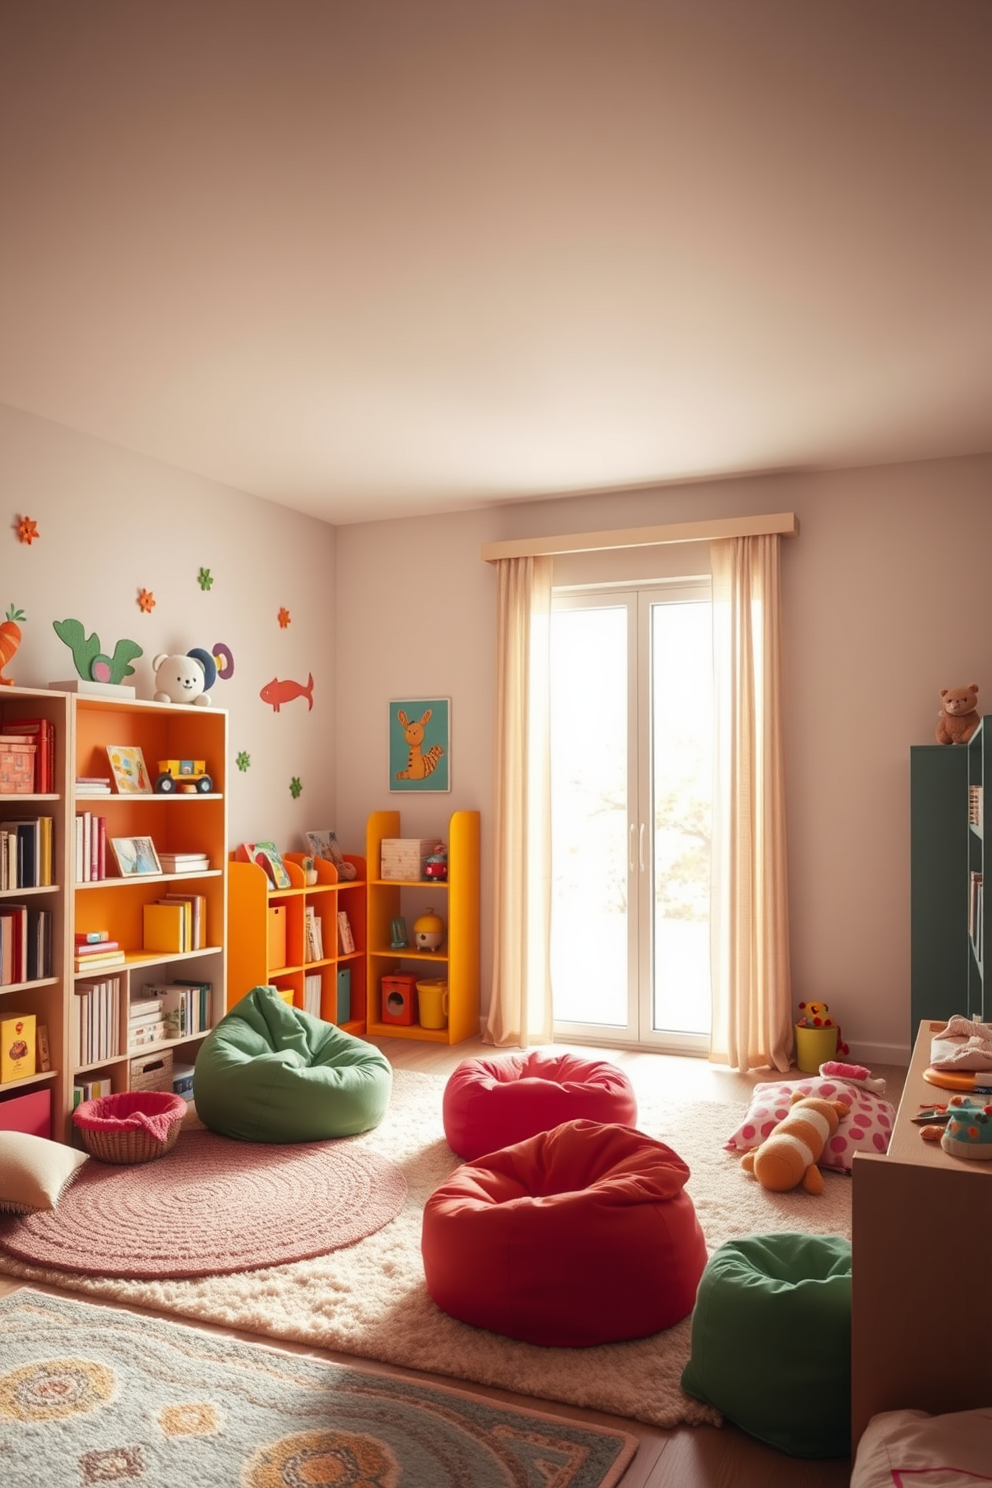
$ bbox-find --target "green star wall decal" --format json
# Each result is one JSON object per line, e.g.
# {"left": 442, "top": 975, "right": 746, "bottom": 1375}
{"left": 289, "top": 776, "right": 303, "bottom": 799}
{"left": 198, "top": 567, "right": 214, "bottom": 591}
{"left": 236, "top": 750, "right": 251, "bottom": 771}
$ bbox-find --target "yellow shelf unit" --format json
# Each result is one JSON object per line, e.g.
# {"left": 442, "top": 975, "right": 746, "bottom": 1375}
{"left": 0, "top": 689, "right": 229, "bottom": 1144}
{"left": 226, "top": 851, "right": 367, "bottom": 1032}
{"left": 365, "top": 808, "right": 479, "bottom": 1044}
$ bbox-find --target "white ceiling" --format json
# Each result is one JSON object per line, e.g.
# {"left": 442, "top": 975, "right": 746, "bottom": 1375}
{"left": 1, "top": 0, "right": 990, "bottom": 526}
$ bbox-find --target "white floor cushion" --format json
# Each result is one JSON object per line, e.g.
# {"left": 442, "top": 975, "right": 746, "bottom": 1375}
{"left": 852, "top": 1407, "right": 992, "bottom": 1487}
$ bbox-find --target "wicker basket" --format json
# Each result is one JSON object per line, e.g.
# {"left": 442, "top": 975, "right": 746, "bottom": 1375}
{"left": 72, "top": 1090, "right": 186, "bottom": 1164}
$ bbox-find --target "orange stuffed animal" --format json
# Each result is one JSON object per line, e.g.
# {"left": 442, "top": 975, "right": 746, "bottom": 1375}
{"left": 741, "top": 1092, "right": 850, "bottom": 1194}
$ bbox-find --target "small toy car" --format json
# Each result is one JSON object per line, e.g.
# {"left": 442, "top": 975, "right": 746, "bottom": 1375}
{"left": 154, "top": 758, "right": 213, "bottom": 794}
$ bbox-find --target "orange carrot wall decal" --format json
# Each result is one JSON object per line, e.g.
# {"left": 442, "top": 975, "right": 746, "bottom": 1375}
{"left": 0, "top": 604, "right": 25, "bottom": 685}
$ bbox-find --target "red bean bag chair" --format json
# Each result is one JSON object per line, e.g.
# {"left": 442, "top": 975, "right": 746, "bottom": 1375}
{"left": 442, "top": 1048, "right": 638, "bottom": 1161}
{"left": 422, "top": 1119, "right": 707, "bottom": 1346}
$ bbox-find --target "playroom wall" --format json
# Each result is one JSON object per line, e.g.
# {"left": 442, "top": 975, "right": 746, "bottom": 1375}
{"left": 1, "top": 401, "right": 337, "bottom": 849}
{"left": 336, "top": 453, "right": 992, "bottom": 1065}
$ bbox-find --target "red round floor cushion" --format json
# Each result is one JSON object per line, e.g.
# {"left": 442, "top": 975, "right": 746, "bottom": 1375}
{"left": 442, "top": 1048, "right": 638, "bottom": 1160}
{"left": 422, "top": 1118, "right": 708, "bottom": 1346}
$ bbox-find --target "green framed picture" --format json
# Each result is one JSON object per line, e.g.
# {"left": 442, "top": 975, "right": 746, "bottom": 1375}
{"left": 389, "top": 698, "right": 450, "bottom": 793}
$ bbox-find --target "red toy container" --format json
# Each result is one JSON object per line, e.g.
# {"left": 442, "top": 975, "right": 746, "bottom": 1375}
{"left": 381, "top": 973, "right": 418, "bottom": 1025}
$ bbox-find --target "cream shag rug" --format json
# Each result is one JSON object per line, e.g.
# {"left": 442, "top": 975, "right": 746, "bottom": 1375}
{"left": 0, "top": 1070, "right": 853, "bottom": 1430}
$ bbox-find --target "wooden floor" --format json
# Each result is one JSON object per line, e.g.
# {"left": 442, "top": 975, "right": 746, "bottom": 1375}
{"left": 0, "top": 1035, "right": 907, "bottom": 1487}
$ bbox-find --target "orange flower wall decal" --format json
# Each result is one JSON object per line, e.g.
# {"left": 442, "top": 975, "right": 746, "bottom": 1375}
{"left": 16, "top": 516, "right": 39, "bottom": 544}
{"left": 278, "top": 607, "right": 291, "bottom": 629}
{"left": 137, "top": 589, "right": 156, "bottom": 613}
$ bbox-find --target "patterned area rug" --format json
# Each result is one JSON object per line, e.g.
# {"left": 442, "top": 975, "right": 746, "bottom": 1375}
{"left": 0, "top": 1290, "right": 636, "bottom": 1488}
{"left": 0, "top": 1131, "right": 407, "bottom": 1278}
{"left": 0, "top": 1069, "right": 853, "bottom": 1430}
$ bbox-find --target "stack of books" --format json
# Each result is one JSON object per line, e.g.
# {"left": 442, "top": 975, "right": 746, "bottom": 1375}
{"left": 74, "top": 930, "right": 126, "bottom": 972}
{"left": 158, "top": 851, "right": 210, "bottom": 875}
{"left": 143, "top": 892, "right": 207, "bottom": 953}
{"left": 0, "top": 905, "right": 52, "bottom": 985}
{"left": 75, "top": 775, "right": 112, "bottom": 796}
{"left": 128, "top": 993, "right": 170, "bottom": 1049}
{"left": 75, "top": 812, "right": 108, "bottom": 881}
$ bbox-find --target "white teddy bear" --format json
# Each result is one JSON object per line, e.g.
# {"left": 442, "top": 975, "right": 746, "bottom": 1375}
{"left": 153, "top": 650, "right": 215, "bottom": 705}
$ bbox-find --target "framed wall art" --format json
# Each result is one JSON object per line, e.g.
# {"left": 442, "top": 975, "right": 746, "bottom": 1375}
{"left": 388, "top": 698, "right": 450, "bottom": 793}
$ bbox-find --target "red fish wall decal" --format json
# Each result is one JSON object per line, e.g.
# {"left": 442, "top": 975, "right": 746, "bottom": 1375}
{"left": 259, "top": 673, "right": 314, "bottom": 712}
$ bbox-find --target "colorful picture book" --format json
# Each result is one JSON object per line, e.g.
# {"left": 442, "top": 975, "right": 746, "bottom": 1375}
{"left": 105, "top": 744, "right": 152, "bottom": 794}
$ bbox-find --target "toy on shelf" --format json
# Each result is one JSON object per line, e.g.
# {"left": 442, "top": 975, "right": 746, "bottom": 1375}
{"left": 153, "top": 758, "right": 214, "bottom": 794}
{"left": 424, "top": 843, "right": 448, "bottom": 880}
{"left": 0, "top": 604, "right": 25, "bottom": 685}
{"left": 53, "top": 617, "right": 142, "bottom": 686}
{"left": 413, "top": 909, "right": 445, "bottom": 952}
{"left": 741, "top": 1093, "right": 851, "bottom": 1194}
{"left": 153, "top": 648, "right": 218, "bottom": 705}
{"left": 935, "top": 683, "right": 981, "bottom": 745}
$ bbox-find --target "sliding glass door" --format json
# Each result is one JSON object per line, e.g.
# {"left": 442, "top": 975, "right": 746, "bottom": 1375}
{"left": 549, "top": 582, "right": 713, "bottom": 1051}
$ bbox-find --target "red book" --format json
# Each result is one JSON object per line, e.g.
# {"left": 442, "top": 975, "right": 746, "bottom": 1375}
{"left": 74, "top": 938, "right": 120, "bottom": 955}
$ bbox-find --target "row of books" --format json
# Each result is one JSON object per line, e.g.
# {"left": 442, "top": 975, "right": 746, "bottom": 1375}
{"left": 0, "top": 816, "right": 54, "bottom": 888}
{"left": 130, "top": 980, "right": 213, "bottom": 1045}
{"left": 0, "top": 717, "right": 55, "bottom": 793}
{"left": 304, "top": 904, "right": 324, "bottom": 961}
{"left": 73, "top": 975, "right": 122, "bottom": 1066}
{"left": 1, "top": 905, "right": 53, "bottom": 985}
{"left": 73, "top": 1077, "right": 113, "bottom": 1106}
{"left": 970, "top": 784, "right": 984, "bottom": 829}
{"left": 303, "top": 973, "right": 322, "bottom": 1018}
{"left": 75, "top": 812, "right": 108, "bottom": 881}
{"left": 143, "top": 893, "right": 207, "bottom": 953}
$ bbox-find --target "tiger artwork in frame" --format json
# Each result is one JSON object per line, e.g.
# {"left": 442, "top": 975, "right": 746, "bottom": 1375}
{"left": 388, "top": 698, "right": 450, "bottom": 793}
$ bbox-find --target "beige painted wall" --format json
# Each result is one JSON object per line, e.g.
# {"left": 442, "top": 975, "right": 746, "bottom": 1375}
{"left": 6, "top": 395, "right": 990, "bottom": 1065}
{"left": 337, "top": 455, "right": 992, "bottom": 1065}
{"left": 1, "top": 402, "right": 337, "bottom": 848}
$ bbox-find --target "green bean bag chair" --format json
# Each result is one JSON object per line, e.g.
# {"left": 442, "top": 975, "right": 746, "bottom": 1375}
{"left": 194, "top": 986, "right": 392, "bottom": 1142}
{"left": 680, "top": 1232, "right": 852, "bottom": 1459}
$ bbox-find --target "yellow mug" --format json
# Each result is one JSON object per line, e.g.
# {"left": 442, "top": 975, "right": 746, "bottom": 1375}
{"left": 417, "top": 978, "right": 449, "bottom": 1030}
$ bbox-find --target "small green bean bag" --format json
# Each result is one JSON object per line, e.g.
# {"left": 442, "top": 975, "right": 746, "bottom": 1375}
{"left": 194, "top": 987, "right": 392, "bottom": 1142}
{"left": 680, "top": 1232, "right": 852, "bottom": 1459}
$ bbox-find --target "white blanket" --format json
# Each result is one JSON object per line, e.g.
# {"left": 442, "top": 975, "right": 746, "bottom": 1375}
{"left": 930, "top": 1014, "right": 992, "bottom": 1070}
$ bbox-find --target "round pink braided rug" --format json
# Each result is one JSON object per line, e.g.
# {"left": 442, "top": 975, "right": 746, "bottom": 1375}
{"left": 0, "top": 1130, "right": 407, "bottom": 1279}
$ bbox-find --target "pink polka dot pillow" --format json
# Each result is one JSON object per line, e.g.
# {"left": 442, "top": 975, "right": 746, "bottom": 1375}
{"left": 724, "top": 1076, "right": 895, "bottom": 1173}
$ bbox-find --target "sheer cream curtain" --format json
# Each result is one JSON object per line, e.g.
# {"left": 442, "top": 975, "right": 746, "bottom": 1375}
{"left": 709, "top": 534, "right": 792, "bottom": 1072}
{"left": 484, "top": 555, "right": 554, "bottom": 1046}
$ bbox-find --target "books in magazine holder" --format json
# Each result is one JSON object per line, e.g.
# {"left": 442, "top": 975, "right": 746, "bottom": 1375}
{"left": 305, "top": 829, "right": 357, "bottom": 880}
{"left": 235, "top": 840, "right": 292, "bottom": 890}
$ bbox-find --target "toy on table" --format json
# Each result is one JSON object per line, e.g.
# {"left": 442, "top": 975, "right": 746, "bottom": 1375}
{"left": 797, "top": 1001, "right": 850, "bottom": 1057}
{"left": 935, "top": 683, "right": 981, "bottom": 745}
{"left": 919, "top": 1095, "right": 992, "bottom": 1159}
{"left": 740, "top": 1092, "right": 850, "bottom": 1194}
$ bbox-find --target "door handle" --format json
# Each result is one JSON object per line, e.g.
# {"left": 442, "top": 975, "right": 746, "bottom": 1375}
{"left": 639, "top": 822, "right": 646, "bottom": 873}
{"left": 629, "top": 823, "right": 636, "bottom": 874}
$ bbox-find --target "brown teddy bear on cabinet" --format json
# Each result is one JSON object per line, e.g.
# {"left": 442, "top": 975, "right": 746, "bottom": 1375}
{"left": 935, "top": 684, "right": 980, "bottom": 745}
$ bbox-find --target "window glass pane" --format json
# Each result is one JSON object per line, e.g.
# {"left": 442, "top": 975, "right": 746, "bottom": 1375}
{"left": 549, "top": 605, "right": 628, "bottom": 1026}
{"left": 650, "top": 600, "right": 712, "bottom": 1034}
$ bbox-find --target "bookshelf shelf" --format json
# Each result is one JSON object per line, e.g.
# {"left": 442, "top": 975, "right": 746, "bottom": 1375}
{"left": 227, "top": 852, "right": 368, "bottom": 1033}
{"left": 0, "top": 686, "right": 228, "bottom": 1144}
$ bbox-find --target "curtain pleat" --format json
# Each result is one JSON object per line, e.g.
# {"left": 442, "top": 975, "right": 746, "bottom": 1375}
{"left": 484, "top": 555, "right": 554, "bottom": 1046}
{"left": 709, "top": 534, "right": 792, "bottom": 1072}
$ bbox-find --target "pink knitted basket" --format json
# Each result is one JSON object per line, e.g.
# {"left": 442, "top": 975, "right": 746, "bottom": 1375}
{"left": 72, "top": 1090, "right": 186, "bottom": 1164}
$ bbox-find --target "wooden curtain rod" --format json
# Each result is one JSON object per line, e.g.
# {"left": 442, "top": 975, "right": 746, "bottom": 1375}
{"left": 481, "top": 511, "right": 799, "bottom": 562}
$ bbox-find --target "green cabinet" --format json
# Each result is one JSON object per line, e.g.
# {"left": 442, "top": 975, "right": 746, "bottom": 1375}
{"left": 910, "top": 723, "right": 990, "bottom": 1039}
